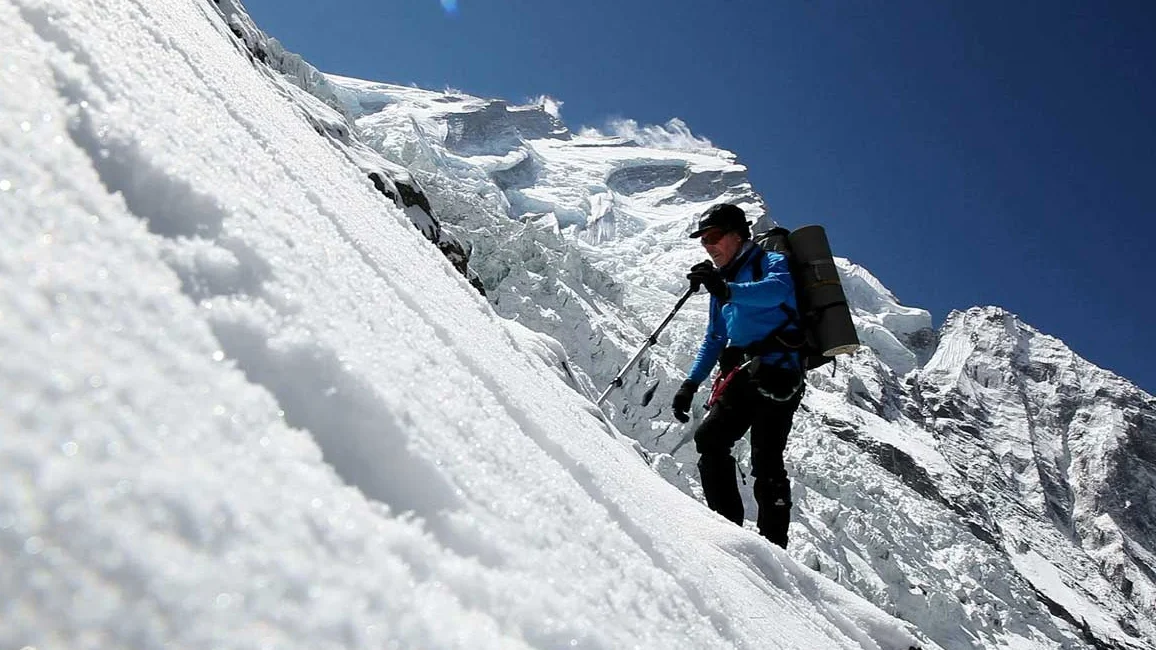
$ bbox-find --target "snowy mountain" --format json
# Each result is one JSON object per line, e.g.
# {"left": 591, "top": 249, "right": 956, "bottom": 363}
{"left": 3, "top": 0, "right": 1152, "bottom": 649}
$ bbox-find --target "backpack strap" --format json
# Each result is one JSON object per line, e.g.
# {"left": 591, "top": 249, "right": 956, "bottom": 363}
{"left": 750, "top": 246, "right": 766, "bottom": 282}
{"left": 743, "top": 306, "right": 806, "bottom": 358}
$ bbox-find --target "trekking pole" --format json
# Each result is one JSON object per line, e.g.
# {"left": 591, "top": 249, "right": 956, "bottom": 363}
{"left": 597, "top": 286, "right": 697, "bottom": 405}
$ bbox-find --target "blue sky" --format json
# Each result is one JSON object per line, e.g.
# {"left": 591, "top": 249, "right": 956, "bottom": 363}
{"left": 241, "top": 0, "right": 1156, "bottom": 393}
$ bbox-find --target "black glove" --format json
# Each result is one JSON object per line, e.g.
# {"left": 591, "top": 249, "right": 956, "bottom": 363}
{"left": 687, "top": 262, "right": 730, "bottom": 302}
{"left": 671, "top": 380, "right": 699, "bottom": 423}
{"left": 686, "top": 261, "right": 713, "bottom": 292}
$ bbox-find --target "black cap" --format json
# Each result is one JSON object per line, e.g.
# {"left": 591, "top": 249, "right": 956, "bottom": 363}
{"left": 689, "top": 203, "right": 749, "bottom": 238}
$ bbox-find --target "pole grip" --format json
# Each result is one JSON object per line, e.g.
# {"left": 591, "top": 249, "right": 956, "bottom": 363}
{"left": 596, "top": 286, "right": 696, "bottom": 405}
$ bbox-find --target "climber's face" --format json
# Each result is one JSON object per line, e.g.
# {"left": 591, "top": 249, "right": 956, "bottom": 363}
{"left": 700, "top": 228, "right": 743, "bottom": 267}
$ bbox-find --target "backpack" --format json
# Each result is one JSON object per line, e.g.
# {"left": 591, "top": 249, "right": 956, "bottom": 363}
{"left": 749, "top": 226, "right": 860, "bottom": 370}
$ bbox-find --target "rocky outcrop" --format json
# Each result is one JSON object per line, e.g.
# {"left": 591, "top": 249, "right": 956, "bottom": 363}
{"left": 208, "top": 0, "right": 483, "bottom": 293}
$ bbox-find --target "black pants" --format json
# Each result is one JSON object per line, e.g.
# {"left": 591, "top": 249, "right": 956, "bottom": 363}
{"left": 694, "top": 365, "right": 803, "bottom": 548}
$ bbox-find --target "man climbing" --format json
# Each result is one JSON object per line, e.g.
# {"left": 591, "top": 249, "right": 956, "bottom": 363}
{"left": 672, "top": 203, "right": 805, "bottom": 548}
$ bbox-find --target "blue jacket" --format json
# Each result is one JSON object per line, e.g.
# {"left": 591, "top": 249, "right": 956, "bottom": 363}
{"left": 686, "top": 242, "right": 800, "bottom": 385}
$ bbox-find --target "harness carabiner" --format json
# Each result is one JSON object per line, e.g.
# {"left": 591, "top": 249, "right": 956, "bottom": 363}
{"left": 757, "top": 371, "right": 805, "bottom": 403}
{"left": 705, "top": 358, "right": 758, "bottom": 409}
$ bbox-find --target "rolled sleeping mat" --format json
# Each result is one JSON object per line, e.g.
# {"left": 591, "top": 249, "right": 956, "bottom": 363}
{"left": 786, "top": 225, "right": 860, "bottom": 357}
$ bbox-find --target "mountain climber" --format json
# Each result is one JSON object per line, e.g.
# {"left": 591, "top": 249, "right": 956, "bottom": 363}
{"left": 672, "top": 203, "right": 805, "bottom": 548}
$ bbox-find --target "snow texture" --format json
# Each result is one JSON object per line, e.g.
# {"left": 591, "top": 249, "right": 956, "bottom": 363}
{"left": 3, "top": 1, "right": 1153, "bottom": 649}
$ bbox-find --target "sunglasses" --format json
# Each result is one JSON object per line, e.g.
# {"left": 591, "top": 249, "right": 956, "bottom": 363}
{"left": 699, "top": 230, "right": 728, "bottom": 245}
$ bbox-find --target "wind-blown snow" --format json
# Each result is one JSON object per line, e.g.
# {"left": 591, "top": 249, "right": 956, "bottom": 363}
{"left": 5, "top": 1, "right": 1153, "bottom": 649}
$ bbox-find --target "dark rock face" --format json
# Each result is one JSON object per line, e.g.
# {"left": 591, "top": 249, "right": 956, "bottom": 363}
{"left": 904, "top": 327, "right": 938, "bottom": 367}
{"left": 394, "top": 178, "right": 434, "bottom": 218}
{"left": 676, "top": 168, "right": 749, "bottom": 202}
{"left": 436, "top": 237, "right": 487, "bottom": 296}
{"left": 822, "top": 412, "right": 1001, "bottom": 548}
{"left": 368, "top": 172, "right": 397, "bottom": 203}
{"left": 366, "top": 172, "right": 484, "bottom": 295}
{"left": 490, "top": 155, "right": 539, "bottom": 192}
{"left": 444, "top": 101, "right": 569, "bottom": 156}
{"left": 210, "top": 0, "right": 484, "bottom": 296}
{"left": 1114, "top": 403, "right": 1156, "bottom": 539}
{"left": 606, "top": 163, "right": 688, "bottom": 196}
{"left": 825, "top": 415, "right": 947, "bottom": 504}
{"left": 1102, "top": 399, "right": 1156, "bottom": 593}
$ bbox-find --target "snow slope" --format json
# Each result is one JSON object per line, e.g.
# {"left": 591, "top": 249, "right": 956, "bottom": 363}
{"left": 6, "top": 0, "right": 1154, "bottom": 648}
{"left": 319, "top": 64, "right": 1153, "bottom": 650}
{"left": 1, "top": 0, "right": 937, "bottom": 648}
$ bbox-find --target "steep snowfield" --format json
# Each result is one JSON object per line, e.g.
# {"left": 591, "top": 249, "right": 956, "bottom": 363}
{"left": 5, "top": 1, "right": 1153, "bottom": 649}
{"left": 1, "top": 0, "right": 935, "bottom": 648}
